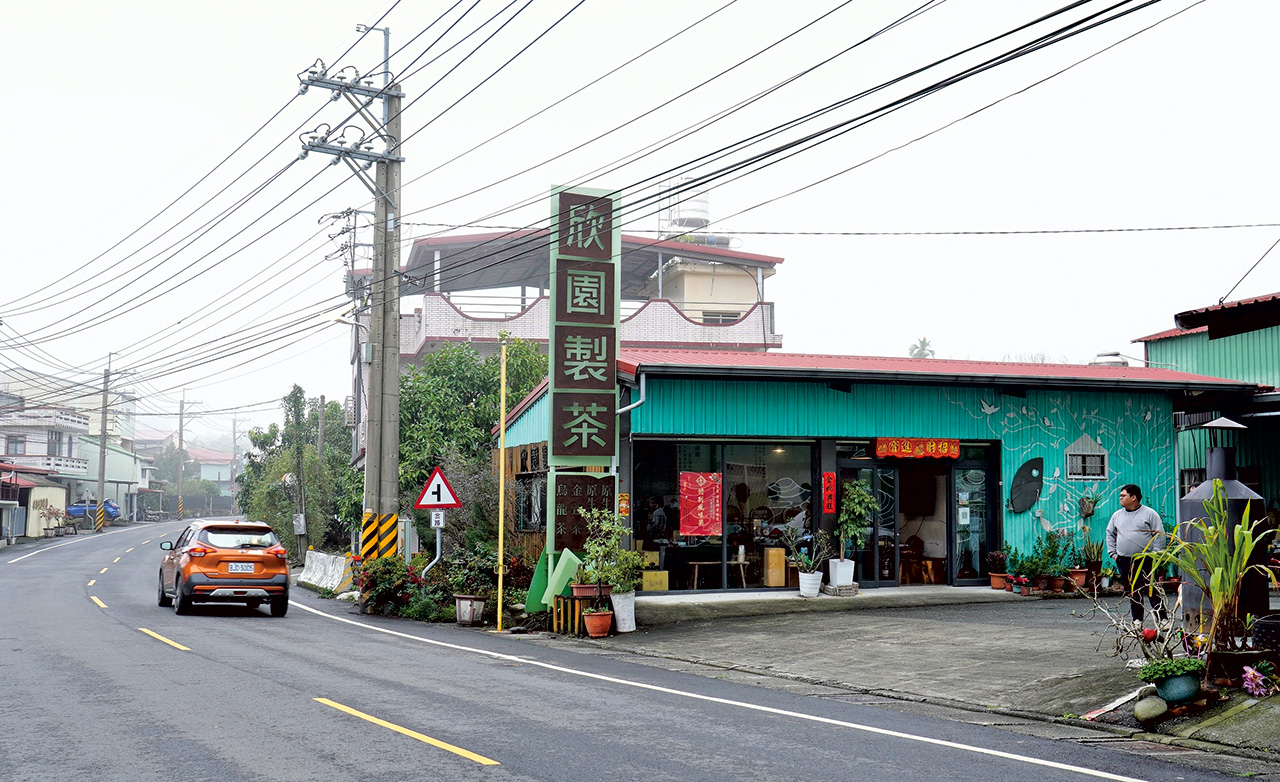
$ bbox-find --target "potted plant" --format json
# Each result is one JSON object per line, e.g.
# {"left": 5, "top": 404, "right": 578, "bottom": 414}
{"left": 782, "top": 527, "right": 834, "bottom": 598}
{"left": 1099, "top": 566, "right": 1115, "bottom": 589}
{"left": 1137, "top": 657, "right": 1207, "bottom": 704}
{"left": 581, "top": 604, "right": 613, "bottom": 637}
{"left": 985, "top": 547, "right": 1009, "bottom": 590}
{"left": 1082, "top": 538, "right": 1105, "bottom": 587}
{"left": 831, "top": 479, "right": 875, "bottom": 586}
{"left": 578, "top": 507, "right": 644, "bottom": 633}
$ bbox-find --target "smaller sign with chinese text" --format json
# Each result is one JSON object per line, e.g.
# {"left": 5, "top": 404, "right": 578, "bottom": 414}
{"left": 822, "top": 472, "right": 837, "bottom": 514}
{"left": 679, "top": 472, "right": 722, "bottom": 536}
{"left": 875, "top": 438, "right": 961, "bottom": 459}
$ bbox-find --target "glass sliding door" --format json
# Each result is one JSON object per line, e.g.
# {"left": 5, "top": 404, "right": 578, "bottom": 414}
{"left": 837, "top": 463, "right": 897, "bottom": 588}
{"left": 953, "top": 466, "right": 989, "bottom": 584}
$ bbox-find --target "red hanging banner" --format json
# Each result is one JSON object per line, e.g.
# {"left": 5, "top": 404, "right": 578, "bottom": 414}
{"left": 875, "top": 437, "right": 961, "bottom": 459}
{"left": 821, "top": 472, "right": 837, "bottom": 514}
{"left": 679, "top": 472, "right": 722, "bottom": 536}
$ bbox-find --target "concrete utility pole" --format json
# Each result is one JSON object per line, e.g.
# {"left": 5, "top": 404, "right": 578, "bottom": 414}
{"left": 317, "top": 394, "right": 325, "bottom": 460}
{"left": 230, "top": 415, "right": 237, "bottom": 514}
{"left": 298, "top": 54, "right": 405, "bottom": 561}
{"left": 95, "top": 355, "right": 111, "bottom": 532}
{"left": 177, "top": 395, "right": 184, "bottom": 519}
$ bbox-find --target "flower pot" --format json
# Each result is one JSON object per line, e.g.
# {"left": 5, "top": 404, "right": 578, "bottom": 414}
{"left": 989, "top": 573, "right": 1007, "bottom": 590}
{"left": 1067, "top": 568, "right": 1088, "bottom": 590}
{"left": 453, "top": 594, "right": 487, "bottom": 627}
{"left": 1004, "top": 580, "right": 1013, "bottom": 592}
{"left": 1100, "top": 576, "right": 1111, "bottom": 589}
{"left": 828, "top": 558, "right": 855, "bottom": 587}
{"left": 570, "top": 583, "right": 612, "bottom": 598}
{"left": 1154, "top": 673, "right": 1201, "bottom": 704}
{"left": 610, "top": 591, "right": 636, "bottom": 633}
{"left": 583, "top": 611, "right": 613, "bottom": 637}
{"left": 1049, "top": 576, "right": 1066, "bottom": 592}
{"left": 798, "top": 571, "right": 822, "bottom": 598}
{"left": 1034, "top": 574, "right": 1050, "bottom": 591}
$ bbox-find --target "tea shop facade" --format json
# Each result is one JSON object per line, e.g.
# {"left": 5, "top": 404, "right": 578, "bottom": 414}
{"left": 500, "top": 349, "right": 1256, "bottom": 591}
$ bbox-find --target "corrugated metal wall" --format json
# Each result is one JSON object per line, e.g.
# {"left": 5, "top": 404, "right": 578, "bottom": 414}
{"left": 1147, "top": 327, "right": 1280, "bottom": 387}
{"left": 503, "top": 393, "right": 548, "bottom": 448}
{"left": 631, "top": 378, "right": 1176, "bottom": 559}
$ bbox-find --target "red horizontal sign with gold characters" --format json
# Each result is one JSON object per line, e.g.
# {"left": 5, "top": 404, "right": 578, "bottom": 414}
{"left": 875, "top": 438, "right": 961, "bottom": 459}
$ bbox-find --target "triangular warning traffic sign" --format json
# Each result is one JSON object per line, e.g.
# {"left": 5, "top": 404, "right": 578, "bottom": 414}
{"left": 414, "top": 466, "right": 462, "bottom": 509}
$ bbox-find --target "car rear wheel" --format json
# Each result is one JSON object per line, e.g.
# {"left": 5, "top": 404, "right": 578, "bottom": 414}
{"left": 157, "top": 571, "right": 172, "bottom": 607}
{"left": 270, "top": 595, "right": 289, "bottom": 617}
{"left": 173, "top": 576, "right": 192, "bottom": 615}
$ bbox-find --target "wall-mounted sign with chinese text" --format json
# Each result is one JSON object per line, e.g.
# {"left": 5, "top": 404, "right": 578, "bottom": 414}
{"left": 822, "top": 472, "right": 837, "bottom": 514}
{"left": 547, "top": 187, "right": 620, "bottom": 558}
{"left": 679, "top": 472, "right": 723, "bottom": 536}
{"left": 551, "top": 471, "right": 616, "bottom": 551}
{"left": 875, "top": 438, "right": 961, "bottom": 459}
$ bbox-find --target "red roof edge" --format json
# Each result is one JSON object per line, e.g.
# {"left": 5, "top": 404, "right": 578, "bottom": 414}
{"left": 1132, "top": 326, "right": 1206, "bottom": 343}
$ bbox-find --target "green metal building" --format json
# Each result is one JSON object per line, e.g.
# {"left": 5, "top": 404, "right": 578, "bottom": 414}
{"left": 1136, "top": 292, "right": 1280, "bottom": 513}
{"left": 502, "top": 348, "right": 1257, "bottom": 592}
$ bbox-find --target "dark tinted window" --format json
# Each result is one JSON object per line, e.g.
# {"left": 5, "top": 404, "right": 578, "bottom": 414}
{"left": 201, "top": 528, "right": 278, "bottom": 548}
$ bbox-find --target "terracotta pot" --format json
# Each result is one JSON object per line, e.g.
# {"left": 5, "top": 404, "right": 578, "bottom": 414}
{"left": 583, "top": 611, "right": 613, "bottom": 638}
{"left": 570, "top": 583, "right": 613, "bottom": 598}
{"left": 1034, "top": 574, "right": 1050, "bottom": 591}
{"left": 1049, "top": 576, "right": 1066, "bottom": 592}
{"left": 989, "top": 573, "right": 1007, "bottom": 590}
{"left": 1004, "top": 580, "right": 1013, "bottom": 592}
{"left": 1067, "top": 568, "right": 1088, "bottom": 590}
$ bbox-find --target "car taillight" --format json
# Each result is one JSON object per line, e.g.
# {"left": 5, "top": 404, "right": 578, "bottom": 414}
{"left": 267, "top": 546, "right": 288, "bottom": 559}
{"left": 188, "top": 545, "right": 217, "bottom": 557}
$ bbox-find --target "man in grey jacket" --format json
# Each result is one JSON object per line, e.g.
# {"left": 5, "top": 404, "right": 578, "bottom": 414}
{"left": 1105, "top": 484, "right": 1167, "bottom": 625}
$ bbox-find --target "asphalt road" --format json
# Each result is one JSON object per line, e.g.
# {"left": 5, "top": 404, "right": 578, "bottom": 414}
{"left": 0, "top": 521, "right": 1249, "bottom": 781}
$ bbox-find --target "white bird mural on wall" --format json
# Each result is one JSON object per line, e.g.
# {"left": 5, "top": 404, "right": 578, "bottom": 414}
{"left": 1042, "top": 416, "right": 1054, "bottom": 427}
{"left": 1144, "top": 410, "right": 1153, "bottom": 422}
{"left": 980, "top": 399, "right": 999, "bottom": 415}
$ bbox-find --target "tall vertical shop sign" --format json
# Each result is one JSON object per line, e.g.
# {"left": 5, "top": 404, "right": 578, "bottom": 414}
{"left": 547, "top": 187, "right": 620, "bottom": 556}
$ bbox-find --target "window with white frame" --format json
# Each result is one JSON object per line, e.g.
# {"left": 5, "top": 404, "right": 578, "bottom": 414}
{"left": 1065, "top": 433, "right": 1108, "bottom": 481}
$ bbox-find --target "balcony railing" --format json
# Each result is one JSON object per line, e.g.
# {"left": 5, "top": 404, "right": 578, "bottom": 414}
{"left": 404, "top": 293, "right": 781, "bottom": 353}
{"left": 5, "top": 454, "right": 88, "bottom": 476}
{"left": 0, "top": 408, "right": 91, "bottom": 432}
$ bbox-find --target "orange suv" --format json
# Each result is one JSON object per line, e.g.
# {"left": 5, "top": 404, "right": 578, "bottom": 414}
{"left": 158, "top": 520, "right": 290, "bottom": 616}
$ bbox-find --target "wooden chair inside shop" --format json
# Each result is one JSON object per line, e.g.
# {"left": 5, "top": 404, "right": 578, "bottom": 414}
{"left": 899, "top": 534, "right": 925, "bottom": 584}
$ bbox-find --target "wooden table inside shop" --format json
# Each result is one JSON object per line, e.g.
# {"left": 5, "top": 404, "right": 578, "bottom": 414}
{"left": 688, "top": 560, "right": 748, "bottom": 589}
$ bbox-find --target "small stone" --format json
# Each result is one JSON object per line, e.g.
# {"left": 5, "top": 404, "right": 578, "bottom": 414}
{"left": 1133, "top": 695, "right": 1168, "bottom": 723}
{"left": 335, "top": 591, "right": 359, "bottom": 602}
{"left": 1137, "top": 685, "right": 1158, "bottom": 699}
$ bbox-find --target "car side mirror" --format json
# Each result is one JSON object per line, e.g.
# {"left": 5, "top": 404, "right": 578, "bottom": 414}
{"left": 159, "top": 541, "right": 173, "bottom": 550}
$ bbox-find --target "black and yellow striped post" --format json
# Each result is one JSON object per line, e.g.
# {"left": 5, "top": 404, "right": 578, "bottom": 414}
{"left": 177, "top": 497, "right": 184, "bottom": 519}
{"left": 361, "top": 511, "right": 380, "bottom": 559}
{"left": 94, "top": 503, "right": 105, "bottom": 533}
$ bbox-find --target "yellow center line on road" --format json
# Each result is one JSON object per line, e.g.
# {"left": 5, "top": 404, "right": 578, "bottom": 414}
{"left": 99, "top": 568, "right": 108, "bottom": 574}
{"left": 313, "top": 698, "right": 499, "bottom": 765}
{"left": 87, "top": 579, "right": 95, "bottom": 586}
{"left": 138, "top": 628, "right": 190, "bottom": 651}
{"left": 125, "top": 548, "right": 134, "bottom": 553}
{"left": 113, "top": 557, "right": 121, "bottom": 563}
{"left": 89, "top": 596, "right": 107, "bottom": 608}
{"left": 141, "top": 540, "right": 151, "bottom": 545}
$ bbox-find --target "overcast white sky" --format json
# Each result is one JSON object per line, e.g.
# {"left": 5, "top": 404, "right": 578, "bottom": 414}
{"left": 3, "top": 0, "right": 1278, "bottom": 442}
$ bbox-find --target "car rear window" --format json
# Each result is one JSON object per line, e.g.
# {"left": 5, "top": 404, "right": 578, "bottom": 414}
{"left": 202, "top": 528, "right": 279, "bottom": 548}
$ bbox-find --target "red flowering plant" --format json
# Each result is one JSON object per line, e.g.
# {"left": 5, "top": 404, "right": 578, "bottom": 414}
{"left": 355, "top": 556, "right": 411, "bottom": 615}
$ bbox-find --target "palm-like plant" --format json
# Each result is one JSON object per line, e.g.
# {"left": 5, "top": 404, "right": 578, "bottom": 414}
{"left": 908, "top": 337, "right": 935, "bottom": 359}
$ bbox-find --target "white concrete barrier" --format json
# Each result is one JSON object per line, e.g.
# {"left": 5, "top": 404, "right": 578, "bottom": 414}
{"left": 298, "top": 551, "right": 348, "bottom": 592}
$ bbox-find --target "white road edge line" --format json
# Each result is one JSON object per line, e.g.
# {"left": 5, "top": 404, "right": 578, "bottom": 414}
{"left": 5, "top": 524, "right": 174, "bottom": 564}
{"left": 292, "top": 602, "right": 1146, "bottom": 782}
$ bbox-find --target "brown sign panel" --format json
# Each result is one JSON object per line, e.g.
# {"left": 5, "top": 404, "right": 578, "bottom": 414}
{"left": 553, "top": 259, "right": 615, "bottom": 326}
{"left": 553, "top": 325, "right": 616, "bottom": 390}
{"left": 553, "top": 473, "right": 616, "bottom": 551}
{"left": 551, "top": 392, "right": 616, "bottom": 458}
{"left": 557, "top": 191, "right": 614, "bottom": 260}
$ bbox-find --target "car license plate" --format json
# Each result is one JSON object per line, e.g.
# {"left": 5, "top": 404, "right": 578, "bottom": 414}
{"left": 228, "top": 562, "right": 254, "bottom": 574}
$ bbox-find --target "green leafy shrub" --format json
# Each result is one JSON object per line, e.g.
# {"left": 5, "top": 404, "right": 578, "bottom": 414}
{"left": 1138, "top": 657, "right": 1206, "bottom": 682}
{"left": 355, "top": 556, "right": 411, "bottom": 615}
{"left": 402, "top": 594, "right": 456, "bottom": 622}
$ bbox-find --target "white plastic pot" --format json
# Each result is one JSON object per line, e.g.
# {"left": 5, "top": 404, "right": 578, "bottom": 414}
{"left": 828, "top": 558, "right": 855, "bottom": 586}
{"left": 453, "top": 594, "right": 487, "bottom": 626}
{"left": 798, "top": 571, "right": 822, "bottom": 598}
{"left": 610, "top": 591, "right": 636, "bottom": 633}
